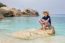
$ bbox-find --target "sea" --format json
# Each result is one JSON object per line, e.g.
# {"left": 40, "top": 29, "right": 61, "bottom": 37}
{"left": 0, "top": 15, "right": 65, "bottom": 43}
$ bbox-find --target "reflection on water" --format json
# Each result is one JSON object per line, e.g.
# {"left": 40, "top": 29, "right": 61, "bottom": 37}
{"left": 0, "top": 17, "right": 65, "bottom": 43}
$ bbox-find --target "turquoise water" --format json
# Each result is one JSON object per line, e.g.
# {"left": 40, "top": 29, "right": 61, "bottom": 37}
{"left": 0, "top": 16, "right": 65, "bottom": 35}
{"left": 0, "top": 17, "right": 40, "bottom": 32}
{"left": 0, "top": 16, "right": 65, "bottom": 43}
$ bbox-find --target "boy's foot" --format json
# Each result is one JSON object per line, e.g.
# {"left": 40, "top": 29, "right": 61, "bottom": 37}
{"left": 40, "top": 27, "right": 43, "bottom": 30}
{"left": 41, "top": 27, "right": 45, "bottom": 30}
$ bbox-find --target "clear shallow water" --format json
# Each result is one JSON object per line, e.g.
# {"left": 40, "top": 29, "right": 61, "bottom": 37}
{"left": 0, "top": 16, "right": 65, "bottom": 43}
{"left": 0, "top": 17, "right": 40, "bottom": 32}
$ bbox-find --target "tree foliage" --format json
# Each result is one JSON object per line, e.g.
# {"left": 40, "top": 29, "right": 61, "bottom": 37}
{"left": 0, "top": 2, "right": 6, "bottom": 7}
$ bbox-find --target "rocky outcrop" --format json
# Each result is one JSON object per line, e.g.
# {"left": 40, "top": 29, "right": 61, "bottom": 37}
{"left": 0, "top": 14, "right": 4, "bottom": 19}
{"left": 0, "top": 7, "right": 39, "bottom": 18}
{"left": 0, "top": 7, "right": 12, "bottom": 17}
{"left": 0, "top": 7, "right": 9, "bottom": 18}
{"left": 21, "top": 8, "right": 39, "bottom": 16}
{"left": 10, "top": 26, "right": 55, "bottom": 40}
{"left": 10, "top": 8, "right": 22, "bottom": 16}
{"left": 0, "top": 7, "right": 9, "bottom": 14}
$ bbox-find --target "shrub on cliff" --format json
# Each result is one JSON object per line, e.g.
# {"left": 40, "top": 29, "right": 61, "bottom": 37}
{"left": 0, "top": 2, "right": 6, "bottom": 7}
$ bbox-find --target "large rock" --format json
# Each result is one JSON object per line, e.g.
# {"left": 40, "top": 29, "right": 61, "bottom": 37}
{"left": 0, "top": 7, "right": 14, "bottom": 17}
{"left": 9, "top": 8, "right": 39, "bottom": 17}
{"left": 0, "top": 14, "right": 4, "bottom": 19}
{"left": 9, "top": 8, "right": 19, "bottom": 16}
{"left": 0, "top": 7, "right": 9, "bottom": 14}
{"left": 0, "top": 7, "right": 18, "bottom": 17}
{"left": 10, "top": 26, "right": 55, "bottom": 40}
{"left": 0, "top": 7, "right": 9, "bottom": 18}
{"left": 0, "top": 7, "right": 39, "bottom": 17}
{"left": 21, "top": 8, "right": 39, "bottom": 16}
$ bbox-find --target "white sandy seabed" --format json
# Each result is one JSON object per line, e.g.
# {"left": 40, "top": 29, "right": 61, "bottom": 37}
{"left": 0, "top": 29, "right": 65, "bottom": 43}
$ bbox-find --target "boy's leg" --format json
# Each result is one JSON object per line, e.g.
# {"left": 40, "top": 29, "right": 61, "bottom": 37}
{"left": 41, "top": 24, "right": 43, "bottom": 30}
{"left": 43, "top": 22, "right": 49, "bottom": 30}
{"left": 39, "top": 22, "right": 44, "bottom": 30}
{"left": 40, "top": 24, "right": 46, "bottom": 30}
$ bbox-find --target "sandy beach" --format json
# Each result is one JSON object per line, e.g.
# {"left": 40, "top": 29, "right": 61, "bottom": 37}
{"left": 0, "top": 33, "right": 65, "bottom": 43}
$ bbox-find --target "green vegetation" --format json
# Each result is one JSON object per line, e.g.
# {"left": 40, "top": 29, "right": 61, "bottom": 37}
{"left": 0, "top": 2, "right": 6, "bottom": 7}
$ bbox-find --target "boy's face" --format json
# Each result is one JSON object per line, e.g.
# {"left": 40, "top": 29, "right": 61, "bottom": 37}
{"left": 43, "top": 13, "right": 48, "bottom": 16}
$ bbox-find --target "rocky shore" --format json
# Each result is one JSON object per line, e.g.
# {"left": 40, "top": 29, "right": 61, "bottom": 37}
{"left": 0, "top": 7, "right": 39, "bottom": 19}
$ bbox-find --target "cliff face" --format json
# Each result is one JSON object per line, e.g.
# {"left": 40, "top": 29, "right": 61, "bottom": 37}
{"left": 0, "top": 7, "right": 39, "bottom": 18}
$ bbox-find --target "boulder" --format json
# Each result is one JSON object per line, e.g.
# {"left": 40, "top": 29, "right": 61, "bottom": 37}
{"left": 0, "top": 7, "right": 39, "bottom": 17}
{"left": 10, "top": 26, "right": 55, "bottom": 40}
{"left": 21, "top": 8, "right": 39, "bottom": 16}
{"left": 0, "top": 7, "right": 9, "bottom": 14}
{"left": 0, "top": 7, "right": 13, "bottom": 17}
{"left": 0, "top": 14, "right": 4, "bottom": 19}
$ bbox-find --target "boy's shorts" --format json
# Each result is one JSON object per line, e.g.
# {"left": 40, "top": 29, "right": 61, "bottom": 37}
{"left": 39, "top": 19, "right": 51, "bottom": 27}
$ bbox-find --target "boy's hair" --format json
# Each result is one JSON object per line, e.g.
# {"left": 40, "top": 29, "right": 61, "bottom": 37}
{"left": 43, "top": 10, "right": 49, "bottom": 16}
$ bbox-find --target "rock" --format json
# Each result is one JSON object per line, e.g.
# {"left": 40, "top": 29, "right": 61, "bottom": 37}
{"left": 3, "top": 11, "right": 14, "bottom": 17}
{"left": 0, "top": 7, "right": 9, "bottom": 14}
{"left": 0, "top": 14, "right": 4, "bottom": 19}
{"left": 9, "top": 8, "right": 19, "bottom": 16}
{"left": 0, "top": 7, "right": 39, "bottom": 17}
{"left": 0, "top": 7, "right": 12, "bottom": 17}
{"left": 10, "top": 27, "right": 55, "bottom": 40}
{"left": 21, "top": 8, "right": 39, "bottom": 16}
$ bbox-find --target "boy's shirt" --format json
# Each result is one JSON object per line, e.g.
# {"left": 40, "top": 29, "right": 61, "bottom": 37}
{"left": 42, "top": 16, "right": 51, "bottom": 25}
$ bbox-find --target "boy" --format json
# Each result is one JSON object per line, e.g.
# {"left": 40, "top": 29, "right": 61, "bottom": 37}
{"left": 39, "top": 11, "right": 51, "bottom": 30}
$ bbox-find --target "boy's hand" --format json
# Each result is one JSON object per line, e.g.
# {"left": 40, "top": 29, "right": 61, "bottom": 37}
{"left": 45, "top": 20, "right": 48, "bottom": 23}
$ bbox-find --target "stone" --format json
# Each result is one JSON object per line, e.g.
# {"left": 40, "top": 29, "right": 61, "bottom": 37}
{"left": 10, "top": 26, "right": 55, "bottom": 40}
